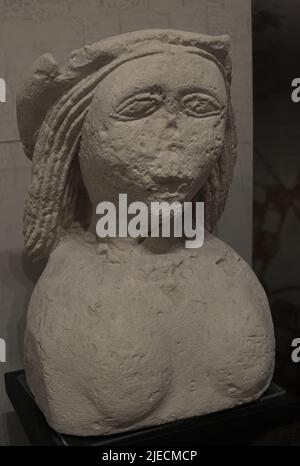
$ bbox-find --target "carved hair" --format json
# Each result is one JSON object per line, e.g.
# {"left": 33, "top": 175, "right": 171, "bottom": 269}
{"left": 17, "top": 30, "right": 237, "bottom": 258}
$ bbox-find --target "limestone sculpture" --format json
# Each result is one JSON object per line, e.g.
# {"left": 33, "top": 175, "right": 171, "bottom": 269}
{"left": 17, "top": 30, "right": 275, "bottom": 436}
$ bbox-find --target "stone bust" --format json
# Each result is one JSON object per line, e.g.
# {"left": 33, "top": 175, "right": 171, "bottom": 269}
{"left": 17, "top": 30, "right": 275, "bottom": 436}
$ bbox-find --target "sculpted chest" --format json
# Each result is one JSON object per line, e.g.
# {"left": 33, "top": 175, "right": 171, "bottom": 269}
{"left": 25, "top": 235, "right": 273, "bottom": 435}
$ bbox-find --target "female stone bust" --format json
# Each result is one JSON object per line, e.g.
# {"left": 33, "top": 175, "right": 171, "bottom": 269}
{"left": 17, "top": 30, "right": 275, "bottom": 436}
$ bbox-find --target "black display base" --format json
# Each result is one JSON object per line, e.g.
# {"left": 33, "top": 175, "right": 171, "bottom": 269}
{"left": 5, "top": 370, "right": 300, "bottom": 446}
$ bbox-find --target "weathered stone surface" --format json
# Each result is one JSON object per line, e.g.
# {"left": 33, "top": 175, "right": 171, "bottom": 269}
{"left": 18, "top": 29, "right": 274, "bottom": 436}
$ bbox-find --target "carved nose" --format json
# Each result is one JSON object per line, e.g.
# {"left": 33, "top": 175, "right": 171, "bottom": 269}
{"left": 166, "top": 115, "right": 178, "bottom": 128}
{"left": 163, "top": 98, "right": 179, "bottom": 127}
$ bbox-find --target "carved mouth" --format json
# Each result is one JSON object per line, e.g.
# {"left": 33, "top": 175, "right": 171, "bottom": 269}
{"left": 151, "top": 175, "right": 191, "bottom": 194}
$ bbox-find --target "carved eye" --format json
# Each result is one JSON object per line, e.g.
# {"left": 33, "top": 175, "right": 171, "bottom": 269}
{"left": 112, "top": 93, "right": 164, "bottom": 121}
{"left": 181, "top": 93, "right": 222, "bottom": 118}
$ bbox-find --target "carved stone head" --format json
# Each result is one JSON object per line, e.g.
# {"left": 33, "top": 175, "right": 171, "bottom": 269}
{"left": 17, "top": 30, "right": 237, "bottom": 258}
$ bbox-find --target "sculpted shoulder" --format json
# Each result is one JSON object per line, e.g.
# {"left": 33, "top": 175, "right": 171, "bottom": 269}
{"left": 37, "top": 230, "right": 267, "bottom": 302}
{"left": 193, "top": 233, "right": 263, "bottom": 285}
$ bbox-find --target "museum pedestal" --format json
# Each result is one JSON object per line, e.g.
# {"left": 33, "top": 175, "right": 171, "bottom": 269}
{"left": 5, "top": 370, "right": 300, "bottom": 446}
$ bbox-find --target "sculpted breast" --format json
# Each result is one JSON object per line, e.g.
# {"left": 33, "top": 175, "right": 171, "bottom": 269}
{"left": 25, "top": 238, "right": 175, "bottom": 433}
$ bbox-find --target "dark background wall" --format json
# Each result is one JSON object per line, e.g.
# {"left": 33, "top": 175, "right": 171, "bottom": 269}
{"left": 253, "top": 0, "right": 300, "bottom": 393}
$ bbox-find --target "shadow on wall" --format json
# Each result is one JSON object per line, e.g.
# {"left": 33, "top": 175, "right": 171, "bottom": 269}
{"left": 252, "top": 0, "right": 300, "bottom": 394}
{"left": 0, "top": 251, "right": 46, "bottom": 362}
{"left": 0, "top": 251, "right": 45, "bottom": 445}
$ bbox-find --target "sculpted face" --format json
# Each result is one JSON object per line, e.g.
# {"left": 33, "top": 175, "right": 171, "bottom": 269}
{"left": 80, "top": 52, "right": 227, "bottom": 206}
